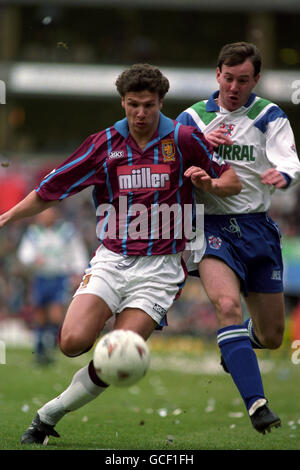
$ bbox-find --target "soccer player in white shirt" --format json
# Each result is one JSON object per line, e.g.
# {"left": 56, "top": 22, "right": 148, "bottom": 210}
{"left": 177, "top": 41, "right": 300, "bottom": 434}
{"left": 17, "top": 207, "right": 89, "bottom": 364}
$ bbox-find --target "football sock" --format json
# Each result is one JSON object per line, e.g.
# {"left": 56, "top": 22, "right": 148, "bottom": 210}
{"left": 218, "top": 325, "right": 265, "bottom": 412}
{"left": 38, "top": 360, "right": 108, "bottom": 426}
{"left": 34, "top": 326, "right": 46, "bottom": 358}
{"left": 46, "top": 323, "right": 60, "bottom": 349}
{"left": 243, "top": 318, "right": 265, "bottom": 349}
{"left": 34, "top": 324, "right": 61, "bottom": 361}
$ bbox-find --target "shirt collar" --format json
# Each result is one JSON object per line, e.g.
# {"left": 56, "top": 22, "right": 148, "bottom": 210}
{"left": 113, "top": 112, "right": 175, "bottom": 140}
{"left": 206, "top": 90, "right": 257, "bottom": 112}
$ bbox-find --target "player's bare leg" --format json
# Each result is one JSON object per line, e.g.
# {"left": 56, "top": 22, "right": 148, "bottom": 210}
{"left": 59, "top": 294, "right": 113, "bottom": 356}
{"left": 199, "top": 256, "right": 281, "bottom": 433}
{"left": 20, "top": 305, "right": 157, "bottom": 445}
{"left": 245, "top": 292, "right": 285, "bottom": 349}
{"left": 198, "top": 256, "right": 243, "bottom": 327}
{"left": 114, "top": 307, "right": 157, "bottom": 340}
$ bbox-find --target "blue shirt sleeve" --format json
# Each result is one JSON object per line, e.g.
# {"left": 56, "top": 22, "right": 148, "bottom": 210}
{"left": 280, "top": 172, "right": 292, "bottom": 188}
{"left": 176, "top": 111, "right": 200, "bottom": 130}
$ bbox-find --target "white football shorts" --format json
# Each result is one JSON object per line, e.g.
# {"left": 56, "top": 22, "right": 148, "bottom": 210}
{"left": 74, "top": 244, "right": 186, "bottom": 325}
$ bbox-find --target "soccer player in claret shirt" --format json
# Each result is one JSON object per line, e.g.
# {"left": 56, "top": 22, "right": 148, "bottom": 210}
{"left": 0, "top": 64, "right": 241, "bottom": 445}
{"left": 177, "top": 42, "right": 300, "bottom": 434}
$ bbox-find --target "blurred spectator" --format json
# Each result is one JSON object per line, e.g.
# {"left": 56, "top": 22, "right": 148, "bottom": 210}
{"left": 17, "top": 206, "right": 89, "bottom": 364}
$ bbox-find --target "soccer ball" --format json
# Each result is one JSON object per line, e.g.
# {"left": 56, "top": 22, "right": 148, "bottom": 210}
{"left": 93, "top": 329, "right": 150, "bottom": 387}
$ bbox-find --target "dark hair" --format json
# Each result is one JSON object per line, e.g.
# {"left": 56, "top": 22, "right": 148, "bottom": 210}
{"left": 217, "top": 42, "right": 262, "bottom": 77}
{"left": 115, "top": 63, "right": 170, "bottom": 99}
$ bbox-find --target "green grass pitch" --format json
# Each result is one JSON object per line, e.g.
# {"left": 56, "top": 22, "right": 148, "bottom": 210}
{"left": 1, "top": 335, "right": 300, "bottom": 452}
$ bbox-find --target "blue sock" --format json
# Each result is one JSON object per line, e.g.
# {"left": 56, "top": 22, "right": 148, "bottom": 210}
{"left": 218, "top": 325, "right": 265, "bottom": 411}
{"left": 46, "top": 324, "right": 60, "bottom": 349}
{"left": 35, "top": 326, "right": 46, "bottom": 357}
{"left": 243, "top": 318, "right": 265, "bottom": 349}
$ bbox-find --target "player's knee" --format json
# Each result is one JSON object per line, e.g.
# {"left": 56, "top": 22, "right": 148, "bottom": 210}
{"left": 261, "top": 327, "right": 284, "bottom": 350}
{"left": 59, "top": 330, "right": 92, "bottom": 357}
{"left": 215, "top": 295, "right": 242, "bottom": 325}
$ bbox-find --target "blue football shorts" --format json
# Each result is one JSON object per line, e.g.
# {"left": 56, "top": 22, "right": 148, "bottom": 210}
{"left": 192, "top": 212, "right": 284, "bottom": 296}
{"left": 32, "top": 275, "right": 70, "bottom": 307}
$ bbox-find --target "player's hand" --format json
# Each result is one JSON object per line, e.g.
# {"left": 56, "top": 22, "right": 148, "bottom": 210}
{"left": 261, "top": 168, "right": 288, "bottom": 189}
{"left": 205, "top": 128, "right": 233, "bottom": 147}
{"left": 184, "top": 166, "right": 214, "bottom": 191}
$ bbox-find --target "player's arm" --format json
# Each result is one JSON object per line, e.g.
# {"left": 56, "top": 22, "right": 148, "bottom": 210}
{"left": 184, "top": 166, "right": 242, "bottom": 197}
{"left": 180, "top": 126, "right": 241, "bottom": 196}
{"left": 261, "top": 108, "right": 300, "bottom": 189}
{"left": 0, "top": 190, "right": 58, "bottom": 229}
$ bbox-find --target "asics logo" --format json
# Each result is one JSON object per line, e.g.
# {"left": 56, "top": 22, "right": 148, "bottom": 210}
{"left": 109, "top": 150, "right": 124, "bottom": 159}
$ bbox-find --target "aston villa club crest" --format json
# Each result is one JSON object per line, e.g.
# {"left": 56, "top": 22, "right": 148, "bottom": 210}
{"left": 208, "top": 235, "right": 222, "bottom": 250}
{"left": 80, "top": 274, "right": 92, "bottom": 288}
{"left": 162, "top": 139, "right": 176, "bottom": 162}
{"left": 219, "top": 123, "right": 235, "bottom": 136}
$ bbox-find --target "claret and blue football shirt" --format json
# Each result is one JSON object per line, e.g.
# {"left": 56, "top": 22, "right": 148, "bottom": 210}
{"left": 36, "top": 113, "right": 229, "bottom": 256}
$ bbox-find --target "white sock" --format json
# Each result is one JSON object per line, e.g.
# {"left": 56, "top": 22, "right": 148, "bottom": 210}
{"left": 38, "top": 363, "right": 107, "bottom": 426}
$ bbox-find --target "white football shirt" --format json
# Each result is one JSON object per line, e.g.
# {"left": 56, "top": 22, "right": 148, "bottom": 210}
{"left": 177, "top": 91, "right": 300, "bottom": 214}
